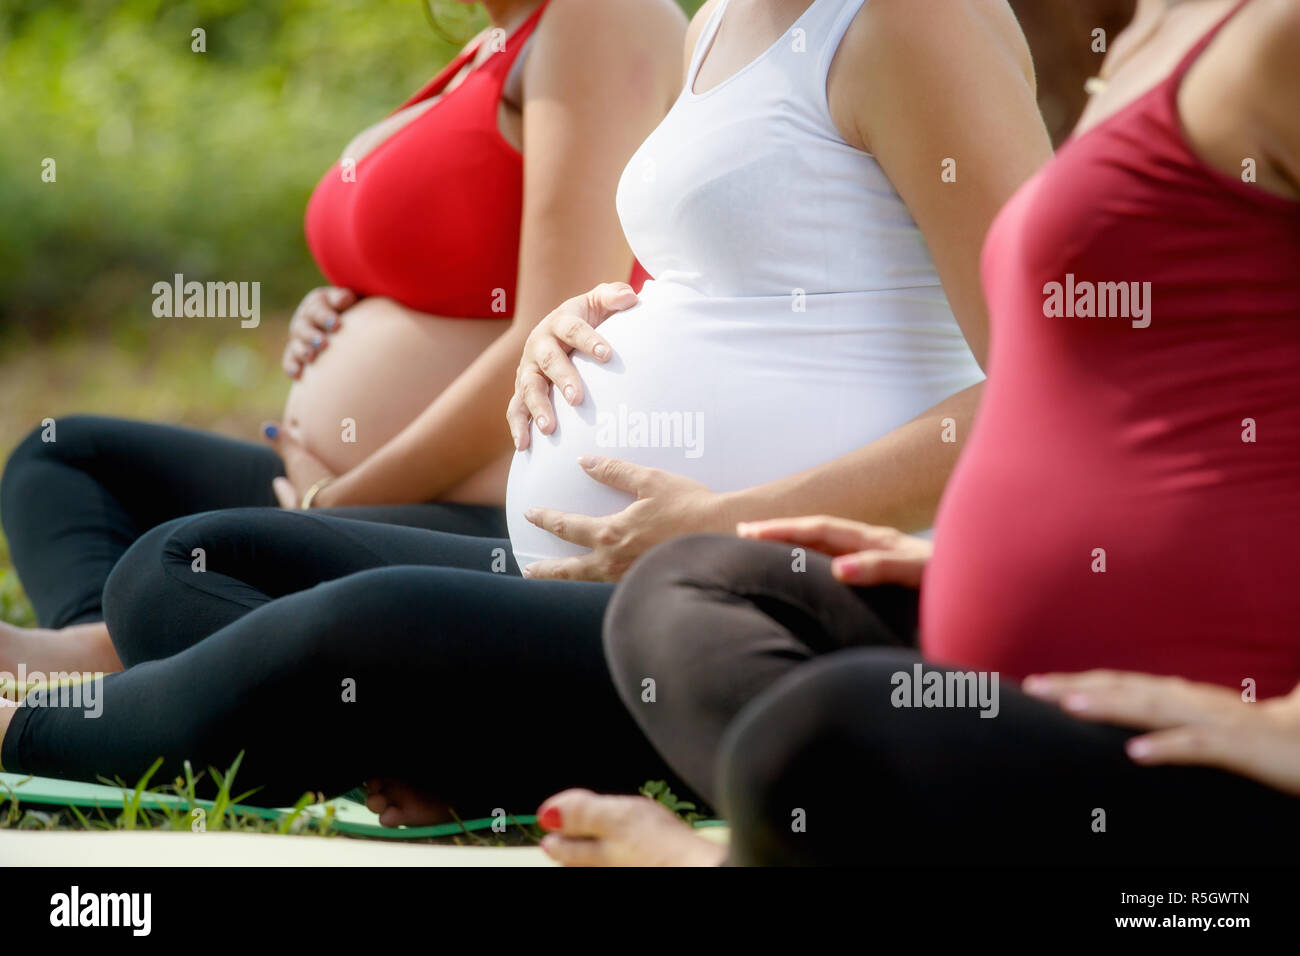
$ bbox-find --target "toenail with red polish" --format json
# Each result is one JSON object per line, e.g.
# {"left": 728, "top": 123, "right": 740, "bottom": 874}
{"left": 538, "top": 806, "right": 563, "bottom": 831}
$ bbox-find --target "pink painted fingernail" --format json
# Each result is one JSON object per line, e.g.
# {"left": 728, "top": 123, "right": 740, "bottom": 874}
{"left": 1062, "top": 693, "right": 1091, "bottom": 712}
{"left": 1126, "top": 737, "right": 1153, "bottom": 758}
{"left": 563, "top": 385, "right": 576, "bottom": 404}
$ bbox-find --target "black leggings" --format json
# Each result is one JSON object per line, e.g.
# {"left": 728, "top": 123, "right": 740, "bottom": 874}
{"left": 2, "top": 510, "right": 680, "bottom": 812}
{"left": 607, "top": 536, "right": 1299, "bottom": 865}
{"left": 0, "top": 415, "right": 507, "bottom": 628}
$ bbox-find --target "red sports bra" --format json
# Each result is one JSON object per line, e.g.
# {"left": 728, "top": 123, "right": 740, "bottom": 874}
{"left": 304, "top": 2, "right": 647, "bottom": 318}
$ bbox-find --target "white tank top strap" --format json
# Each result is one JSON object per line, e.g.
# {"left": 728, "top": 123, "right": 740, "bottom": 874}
{"left": 809, "top": 0, "right": 869, "bottom": 90}
{"left": 685, "top": 0, "right": 730, "bottom": 84}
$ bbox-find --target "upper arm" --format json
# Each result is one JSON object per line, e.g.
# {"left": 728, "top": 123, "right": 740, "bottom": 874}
{"left": 514, "top": 0, "right": 686, "bottom": 328}
{"left": 831, "top": 0, "right": 1053, "bottom": 368}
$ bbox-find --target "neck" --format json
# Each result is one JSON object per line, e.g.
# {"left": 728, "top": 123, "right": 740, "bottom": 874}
{"left": 481, "top": 0, "right": 540, "bottom": 28}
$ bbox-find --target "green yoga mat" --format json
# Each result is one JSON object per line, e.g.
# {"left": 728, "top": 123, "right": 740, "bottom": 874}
{"left": 0, "top": 772, "right": 536, "bottom": 839}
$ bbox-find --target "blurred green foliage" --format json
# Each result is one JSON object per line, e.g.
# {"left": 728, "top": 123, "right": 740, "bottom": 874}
{"left": 0, "top": 0, "right": 706, "bottom": 334}
{"left": 0, "top": 0, "right": 466, "bottom": 332}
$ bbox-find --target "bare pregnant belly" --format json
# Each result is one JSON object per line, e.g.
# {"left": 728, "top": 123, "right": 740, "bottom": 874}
{"left": 282, "top": 296, "right": 512, "bottom": 504}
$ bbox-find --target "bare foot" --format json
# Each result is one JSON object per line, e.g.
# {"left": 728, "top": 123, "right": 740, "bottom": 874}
{"left": 0, "top": 621, "right": 122, "bottom": 684}
{"left": 363, "top": 778, "right": 452, "bottom": 827}
{"left": 536, "top": 788, "right": 727, "bottom": 866}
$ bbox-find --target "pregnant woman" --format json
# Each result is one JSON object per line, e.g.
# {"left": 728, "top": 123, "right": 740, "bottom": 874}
{"left": 535, "top": 0, "right": 1300, "bottom": 865}
{"left": 0, "top": 0, "right": 1052, "bottom": 816}
{"left": 0, "top": 0, "right": 684, "bottom": 676}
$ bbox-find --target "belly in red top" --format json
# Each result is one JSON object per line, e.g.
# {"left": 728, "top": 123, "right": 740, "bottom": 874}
{"left": 921, "top": 4, "right": 1300, "bottom": 698}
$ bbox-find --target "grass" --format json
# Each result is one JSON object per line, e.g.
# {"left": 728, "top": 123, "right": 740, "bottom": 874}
{"left": 0, "top": 752, "right": 549, "bottom": 846}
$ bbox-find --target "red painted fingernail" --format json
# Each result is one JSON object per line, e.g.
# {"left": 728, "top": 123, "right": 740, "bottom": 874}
{"left": 538, "top": 806, "right": 562, "bottom": 831}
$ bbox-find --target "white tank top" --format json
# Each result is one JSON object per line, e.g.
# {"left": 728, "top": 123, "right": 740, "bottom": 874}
{"left": 505, "top": 0, "right": 985, "bottom": 566}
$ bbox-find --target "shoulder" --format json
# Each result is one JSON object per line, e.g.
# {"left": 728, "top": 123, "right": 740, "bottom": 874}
{"left": 525, "top": 0, "right": 687, "bottom": 100}
{"left": 1244, "top": 0, "right": 1300, "bottom": 185}
{"left": 830, "top": 0, "right": 1036, "bottom": 150}
{"left": 534, "top": 0, "right": 688, "bottom": 56}
{"left": 1251, "top": 0, "right": 1300, "bottom": 96}
{"left": 845, "top": 0, "right": 1033, "bottom": 85}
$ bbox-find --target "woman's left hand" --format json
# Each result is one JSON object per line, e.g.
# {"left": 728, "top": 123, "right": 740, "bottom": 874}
{"left": 262, "top": 420, "right": 337, "bottom": 509}
{"left": 1023, "top": 671, "right": 1300, "bottom": 796}
{"left": 521, "top": 456, "right": 732, "bottom": 582}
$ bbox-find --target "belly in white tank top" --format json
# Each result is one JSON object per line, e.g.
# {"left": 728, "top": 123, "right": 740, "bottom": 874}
{"left": 506, "top": 0, "right": 984, "bottom": 566}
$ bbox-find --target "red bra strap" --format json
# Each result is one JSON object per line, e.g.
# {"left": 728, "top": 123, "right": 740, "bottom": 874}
{"left": 398, "top": 0, "right": 550, "bottom": 110}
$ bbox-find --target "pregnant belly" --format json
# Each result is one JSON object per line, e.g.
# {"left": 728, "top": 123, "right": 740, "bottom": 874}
{"left": 282, "top": 297, "right": 509, "bottom": 482}
{"left": 505, "top": 284, "right": 965, "bottom": 566}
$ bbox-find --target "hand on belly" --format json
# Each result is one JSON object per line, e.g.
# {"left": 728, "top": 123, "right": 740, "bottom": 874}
{"left": 281, "top": 296, "right": 508, "bottom": 475}
{"left": 505, "top": 327, "right": 722, "bottom": 566}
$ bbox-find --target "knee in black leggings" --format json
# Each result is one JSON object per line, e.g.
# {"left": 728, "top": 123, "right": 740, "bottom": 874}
{"left": 0, "top": 416, "right": 96, "bottom": 533}
{"left": 103, "top": 511, "right": 258, "bottom": 666}
{"left": 604, "top": 535, "right": 793, "bottom": 706}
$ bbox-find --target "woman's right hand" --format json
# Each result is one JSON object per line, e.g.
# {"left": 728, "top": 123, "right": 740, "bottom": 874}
{"left": 282, "top": 286, "right": 357, "bottom": 379}
{"left": 737, "top": 516, "right": 933, "bottom": 588}
{"left": 506, "top": 282, "right": 639, "bottom": 450}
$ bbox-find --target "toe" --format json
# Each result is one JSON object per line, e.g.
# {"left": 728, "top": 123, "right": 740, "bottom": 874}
{"left": 541, "top": 834, "right": 611, "bottom": 867}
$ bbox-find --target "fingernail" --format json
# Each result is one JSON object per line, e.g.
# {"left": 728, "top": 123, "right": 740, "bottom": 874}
{"left": 578, "top": 455, "right": 599, "bottom": 469}
{"left": 1126, "top": 737, "right": 1153, "bottom": 759}
{"left": 538, "top": 806, "right": 562, "bottom": 831}
{"left": 521, "top": 564, "right": 535, "bottom": 578}
{"left": 831, "top": 556, "right": 856, "bottom": 574}
{"left": 311, "top": 335, "right": 322, "bottom": 348}
{"left": 536, "top": 416, "right": 549, "bottom": 430}
{"left": 1062, "top": 693, "right": 1090, "bottom": 712}
{"left": 1022, "top": 676, "right": 1047, "bottom": 694}
{"left": 593, "top": 344, "right": 610, "bottom": 360}
{"left": 325, "top": 316, "right": 337, "bottom": 331}
{"left": 263, "top": 423, "right": 279, "bottom": 440}
{"left": 524, "top": 508, "right": 540, "bottom": 520}
{"left": 563, "top": 385, "right": 576, "bottom": 404}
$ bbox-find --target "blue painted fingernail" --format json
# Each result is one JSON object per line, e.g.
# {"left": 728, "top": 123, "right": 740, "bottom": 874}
{"left": 325, "top": 317, "right": 337, "bottom": 330}
{"left": 311, "top": 335, "right": 323, "bottom": 348}
{"left": 263, "top": 423, "right": 279, "bottom": 440}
